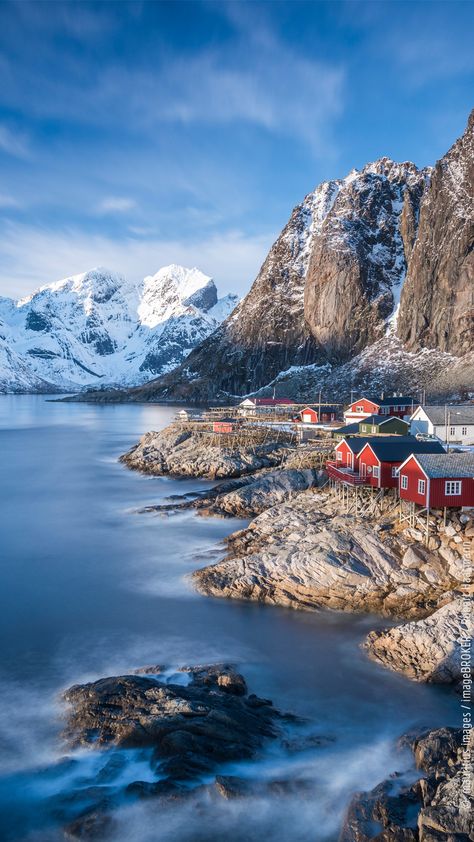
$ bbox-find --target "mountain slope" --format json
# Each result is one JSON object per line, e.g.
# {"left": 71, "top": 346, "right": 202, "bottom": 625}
{"left": 106, "top": 109, "right": 472, "bottom": 404}
{"left": 0, "top": 265, "right": 237, "bottom": 392}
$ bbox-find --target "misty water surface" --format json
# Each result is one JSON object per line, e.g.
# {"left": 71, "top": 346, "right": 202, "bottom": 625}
{"left": 0, "top": 396, "right": 458, "bottom": 841}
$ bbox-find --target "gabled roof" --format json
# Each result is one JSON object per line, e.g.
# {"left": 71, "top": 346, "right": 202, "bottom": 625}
{"left": 412, "top": 452, "right": 474, "bottom": 479}
{"left": 413, "top": 405, "right": 474, "bottom": 426}
{"left": 359, "top": 414, "right": 410, "bottom": 426}
{"left": 360, "top": 436, "right": 445, "bottom": 462}
{"left": 338, "top": 436, "right": 375, "bottom": 454}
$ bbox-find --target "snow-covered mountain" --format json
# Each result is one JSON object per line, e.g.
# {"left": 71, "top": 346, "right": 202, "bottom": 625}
{"left": 0, "top": 265, "right": 238, "bottom": 392}
{"left": 112, "top": 108, "right": 473, "bottom": 403}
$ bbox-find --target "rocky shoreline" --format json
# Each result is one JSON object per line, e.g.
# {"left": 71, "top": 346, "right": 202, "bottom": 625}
{"left": 59, "top": 421, "right": 472, "bottom": 839}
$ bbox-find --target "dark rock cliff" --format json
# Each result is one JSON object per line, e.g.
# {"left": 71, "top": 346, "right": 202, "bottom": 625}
{"left": 397, "top": 109, "right": 474, "bottom": 356}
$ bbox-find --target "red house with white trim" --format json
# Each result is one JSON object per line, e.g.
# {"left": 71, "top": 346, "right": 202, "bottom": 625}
{"left": 398, "top": 452, "right": 474, "bottom": 509}
{"left": 344, "top": 396, "right": 418, "bottom": 424}
{"left": 357, "top": 438, "right": 445, "bottom": 489}
{"left": 333, "top": 437, "right": 373, "bottom": 470}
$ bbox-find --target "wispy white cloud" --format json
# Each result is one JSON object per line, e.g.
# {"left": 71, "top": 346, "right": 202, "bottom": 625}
{"left": 96, "top": 196, "right": 137, "bottom": 214}
{"left": 0, "top": 222, "right": 274, "bottom": 299}
{"left": 0, "top": 124, "right": 30, "bottom": 159}
{"left": 0, "top": 193, "right": 21, "bottom": 209}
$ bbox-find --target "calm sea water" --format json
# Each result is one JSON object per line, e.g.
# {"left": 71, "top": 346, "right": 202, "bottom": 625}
{"left": 0, "top": 396, "right": 458, "bottom": 841}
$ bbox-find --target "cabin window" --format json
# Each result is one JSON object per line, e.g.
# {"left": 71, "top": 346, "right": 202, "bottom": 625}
{"left": 372, "top": 466, "right": 380, "bottom": 478}
{"left": 392, "top": 467, "right": 399, "bottom": 478}
{"left": 356, "top": 405, "right": 364, "bottom": 412}
{"left": 401, "top": 475, "right": 408, "bottom": 490}
{"left": 336, "top": 451, "right": 343, "bottom": 461}
{"left": 372, "top": 425, "right": 377, "bottom": 433}
{"left": 462, "top": 427, "right": 467, "bottom": 436}
{"left": 361, "top": 425, "right": 367, "bottom": 432}
{"left": 418, "top": 479, "right": 426, "bottom": 495}
{"left": 445, "top": 481, "right": 462, "bottom": 496}
{"left": 449, "top": 426, "right": 456, "bottom": 437}
{"left": 381, "top": 406, "right": 389, "bottom": 414}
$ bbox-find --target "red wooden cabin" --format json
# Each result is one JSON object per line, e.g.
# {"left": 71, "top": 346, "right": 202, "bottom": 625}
{"left": 300, "top": 405, "right": 338, "bottom": 424}
{"left": 358, "top": 438, "right": 445, "bottom": 489}
{"left": 398, "top": 453, "right": 474, "bottom": 508}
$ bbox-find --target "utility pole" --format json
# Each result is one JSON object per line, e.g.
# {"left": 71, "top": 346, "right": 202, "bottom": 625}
{"left": 318, "top": 389, "right": 321, "bottom": 422}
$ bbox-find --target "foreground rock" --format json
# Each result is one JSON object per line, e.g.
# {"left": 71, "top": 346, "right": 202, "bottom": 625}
{"left": 341, "top": 727, "right": 473, "bottom": 842}
{"left": 365, "top": 597, "right": 473, "bottom": 683}
{"left": 120, "top": 423, "right": 291, "bottom": 479}
{"left": 63, "top": 664, "right": 292, "bottom": 785}
{"left": 194, "top": 491, "right": 459, "bottom": 620}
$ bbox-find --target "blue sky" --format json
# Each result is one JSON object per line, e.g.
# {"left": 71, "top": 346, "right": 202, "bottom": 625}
{"left": 0, "top": 0, "right": 473, "bottom": 299}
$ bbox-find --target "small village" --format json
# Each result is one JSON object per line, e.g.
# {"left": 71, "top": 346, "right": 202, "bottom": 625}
{"left": 175, "top": 393, "right": 474, "bottom": 539}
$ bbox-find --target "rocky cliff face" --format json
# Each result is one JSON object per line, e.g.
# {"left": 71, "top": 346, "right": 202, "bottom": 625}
{"left": 124, "top": 158, "right": 434, "bottom": 402}
{"left": 114, "top": 113, "right": 474, "bottom": 404}
{"left": 304, "top": 159, "right": 428, "bottom": 360}
{"left": 397, "top": 109, "right": 474, "bottom": 357}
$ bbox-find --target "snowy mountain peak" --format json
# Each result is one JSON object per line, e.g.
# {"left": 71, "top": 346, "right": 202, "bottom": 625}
{"left": 0, "top": 264, "right": 238, "bottom": 392}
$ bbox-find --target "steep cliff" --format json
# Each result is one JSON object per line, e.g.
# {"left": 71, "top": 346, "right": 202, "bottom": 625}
{"left": 304, "top": 159, "right": 428, "bottom": 359}
{"left": 397, "top": 109, "right": 474, "bottom": 356}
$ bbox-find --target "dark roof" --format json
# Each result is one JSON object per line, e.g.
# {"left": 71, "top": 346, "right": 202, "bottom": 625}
{"left": 340, "top": 436, "right": 376, "bottom": 454}
{"left": 378, "top": 396, "right": 417, "bottom": 407}
{"left": 333, "top": 423, "right": 360, "bottom": 435}
{"left": 302, "top": 404, "right": 338, "bottom": 410}
{"left": 362, "top": 436, "right": 445, "bottom": 462}
{"left": 216, "top": 417, "right": 236, "bottom": 423}
{"left": 359, "top": 415, "right": 410, "bottom": 426}
{"left": 414, "top": 405, "right": 474, "bottom": 425}
{"left": 414, "top": 452, "right": 474, "bottom": 478}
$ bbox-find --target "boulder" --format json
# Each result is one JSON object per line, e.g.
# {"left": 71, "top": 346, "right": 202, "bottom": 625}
{"left": 364, "top": 598, "right": 473, "bottom": 683}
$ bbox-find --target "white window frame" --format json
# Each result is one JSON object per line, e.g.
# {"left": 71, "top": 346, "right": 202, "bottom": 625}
{"left": 336, "top": 450, "right": 343, "bottom": 461}
{"left": 445, "top": 481, "right": 462, "bottom": 496}
{"left": 372, "top": 425, "right": 377, "bottom": 433}
{"left": 372, "top": 466, "right": 380, "bottom": 478}
{"left": 462, "top": 427, "right": 467, "bottom": 436}
{"left": 450, "top": 426, "right": 456, "bottom": 437}
{"left": 361, "top": 424, "right": 367, "bottom": 432}
{"left": 391, "top": 467, "right": 399, "bottom": 478}
{"left": 418, "top": 479, "right": 426, "bottom": 495}
{"left": 401, "top": 475, "right": 408, "bottom": 490}
{"left": 356, "top": 405, "right": 364, "bottom": 412}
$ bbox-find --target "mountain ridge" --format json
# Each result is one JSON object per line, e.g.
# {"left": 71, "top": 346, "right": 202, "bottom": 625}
{"left": 0, "top": 265, "right": 238, "bottom": 393}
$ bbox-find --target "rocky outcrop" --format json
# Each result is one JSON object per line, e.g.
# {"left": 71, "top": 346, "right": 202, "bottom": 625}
{"left": 62, "top": 664, "right": 290, "bottom": 783}
{"left": 304, "top": 160, "right": 428, "bottom": 361}
{"left": 398, "top": 109, "right": 474, "bottom": 357}
{"left": 341, "top": 727, "right": 473, "bottom": 842}
{"left": 365, "top": 597, "right": 473, "bottom": 683}
{"left": 200, "top": 467, "right": 325, "bottom": 517}
{"left": 120, "top": 422, "right": 292, "bottom": 479}
{"left": 193, "top": 491, "right": 460, "bottom": 619}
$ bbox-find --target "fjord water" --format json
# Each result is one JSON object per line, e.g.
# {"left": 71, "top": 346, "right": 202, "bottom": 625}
{"left": 0, "top": 396, "right": 457, "bottom": 841}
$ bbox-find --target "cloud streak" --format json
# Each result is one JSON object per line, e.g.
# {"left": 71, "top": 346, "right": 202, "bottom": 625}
{"left": 0, "top": 221, "right": 274, "bottom": 299}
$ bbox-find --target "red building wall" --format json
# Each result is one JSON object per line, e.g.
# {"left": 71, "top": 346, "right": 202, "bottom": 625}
{"left": 300, "top": 408, "right": 318, "bottom": 423}
{"left": 335, "top": 440, "right": 356, "bottom": 467}
{"left": 399, "top": 457, "right": 474, "bottom": 507}
{"left": 213, "top": 421, "right": 233, "bottom": 433}
{"left": 348, "top": 398, "right": 380, "bottom": 415}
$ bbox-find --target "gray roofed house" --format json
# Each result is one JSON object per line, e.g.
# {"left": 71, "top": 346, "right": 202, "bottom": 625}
{"left": 415, "top": 452, "right": 474, "bottom": 478}
{"left": 410, "top": 405, "right": 474, "bottom": 445}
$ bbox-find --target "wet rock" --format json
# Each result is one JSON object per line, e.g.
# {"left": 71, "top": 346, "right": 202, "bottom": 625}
{"left": 364, "top": 598, "right": 473, "bottom": 683}
{"left": 341, "top": 727, "right": 474, "bottom": 842}
{"left": 62, "top": 664, "right": 289, "bottom": 785}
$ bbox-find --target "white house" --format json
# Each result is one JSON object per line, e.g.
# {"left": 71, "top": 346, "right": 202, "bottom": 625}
{"left": 410, "top": 405, "right": 474, "bottom": 446}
